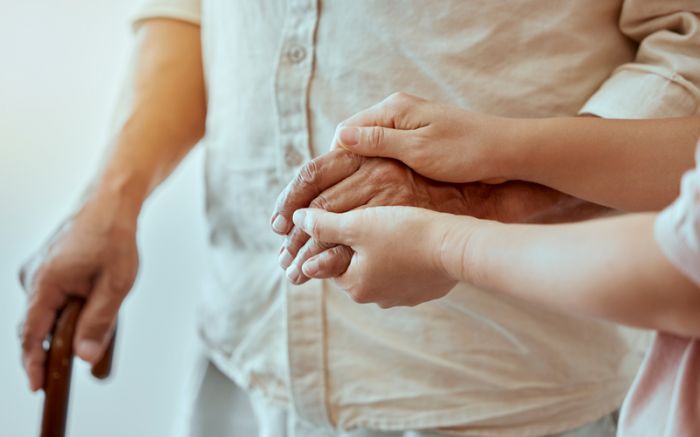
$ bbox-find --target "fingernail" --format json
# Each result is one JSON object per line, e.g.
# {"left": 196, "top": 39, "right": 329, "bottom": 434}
{"left": 339, "top": 127, "right": 359, "bottom": 146}
{"left": 272, "top": 215, "right": 289, "bottom": 234}
{"left": 292, "top": 210, "right": 307, "bottom": 228}
{"left": 286, "top": 266, "right": 300, "bottom": 284}
{"left": 302, "top": 258, "right": 320, "bottom": 277}
{"left": 279, "top": 250, "right": 294, "bottom": 269}
{"left": 76, "top": 340, "right": 101, "bottom": 363}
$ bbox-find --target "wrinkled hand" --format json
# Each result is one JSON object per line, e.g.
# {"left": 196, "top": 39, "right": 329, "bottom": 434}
{"left": 271, "top": 149, "right": 473, "bottom": 284}
{"left": 271, "top": 148, "right": 608, "bottom": 285}
{"left": 292, "top": 206, "right": 465, "bottom": 307}
{"left": 18, "top": 201, "right": 138, "bottom": 391}
{"left": 331, "top": 92, "right": 518, "bottom": 184}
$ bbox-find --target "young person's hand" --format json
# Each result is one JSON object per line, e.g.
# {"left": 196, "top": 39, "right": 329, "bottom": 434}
{"left": 332, "top": 92, "right": 521, "bottom": 184}
{"left": 291, "top": 206, "right": 470, "bottom": 308}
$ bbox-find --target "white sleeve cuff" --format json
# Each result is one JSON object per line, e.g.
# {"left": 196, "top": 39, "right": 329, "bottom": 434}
{"left": 131, "top": 0, "right": 201, "bottom": 30}
{"left": 580, "top": 66, "right": 700, "bottom": 119}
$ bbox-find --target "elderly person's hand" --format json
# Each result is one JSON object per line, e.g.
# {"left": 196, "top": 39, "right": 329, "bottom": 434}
{"left": 330, "top": 92, "right": 520, "bottom": 184}
{"left": 18, "top": 199, "right": 138, "bottom": 391}
{"left": 291, "top": 206, "right": 466, "bottom": 307}
{"left": 271, "top": 147, "right": 607, "bottom": 285}
{"left": 271, "top": 149, "right": 478, "bottom": 284}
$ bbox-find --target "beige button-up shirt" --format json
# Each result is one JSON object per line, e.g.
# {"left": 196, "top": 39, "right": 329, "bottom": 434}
{"left": 134, "top": 1, "right": 700, "bottom": 435}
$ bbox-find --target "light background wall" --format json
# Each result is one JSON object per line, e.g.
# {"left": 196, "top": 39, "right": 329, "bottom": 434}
{"left": 0, "top": 1, "right": 207, "bottom": 435}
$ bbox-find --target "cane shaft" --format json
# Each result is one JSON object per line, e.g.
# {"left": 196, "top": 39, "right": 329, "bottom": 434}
{"left": 40, "top": 298, "right": 117, "bottom": 437}
{"left": 40, "top": 299, "right": 82, "bottom": 437}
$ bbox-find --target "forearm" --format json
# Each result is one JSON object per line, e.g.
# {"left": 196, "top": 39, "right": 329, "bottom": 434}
{"left": 504, "top": 117, "right": 700, "bottom": 212}
{"left": 84, "top": 19, "right": 206, "bottom": 223}
{"left": 439, "top": 213, "right": 700, "bottom": 337}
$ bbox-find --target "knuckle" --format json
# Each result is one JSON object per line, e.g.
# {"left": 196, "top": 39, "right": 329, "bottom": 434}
{"left": 366, "top": 127, "right": 385, "bottom": 150}
{"left": 308, "top": 219, "right": 322, "bottom": 241}
{"left": 385, "top": 92, "right": 415, "bottom": 112}
{"left": 297, "top": 159, "right": 321, "bottom": 189}
{"left": 107, "top": 275, "right": 131, "bottom": 296}
{"left": 287, "top": 229, "right": 308, "bottom": 252}
{"left": 83, "top": 318, "right": 113, "bottom": 338}
{"left": 20, "top": 325, "right": 42, "bottom": 353}
{"left": 334, "top": 244, "right": 354, "bottom": 261}
{"left": 309, "top": 193, "right": 331, "bottom": 211}
{"left": 370, "top": 160, "right": 403, "bottom": 184}
{"left": 387, "top": 91, "right": 411, "bottom": 105}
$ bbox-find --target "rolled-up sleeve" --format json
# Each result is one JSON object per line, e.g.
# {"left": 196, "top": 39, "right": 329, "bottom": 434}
{"left": 132, "top": 0, "right": 201, "bottom": 29}
{"left": 581, "top": 0, "right": 700, "bottom": 118}
{"left": 655, "top": 139, "right": 700, "bottom": 286}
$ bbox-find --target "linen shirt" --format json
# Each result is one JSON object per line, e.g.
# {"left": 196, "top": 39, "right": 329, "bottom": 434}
{"left": 618, "top": 140, "right": 700, "bottom": 437}
{"left": 133, "top": 1, "right": 700, "bottom": 435}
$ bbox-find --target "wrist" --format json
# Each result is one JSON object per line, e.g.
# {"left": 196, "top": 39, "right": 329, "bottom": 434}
{"left": 506, "top": 117, "right": 596, "bottom": 183}
{"left": 487, "top": 116, "right": 543, "bottom": 182}
{"left": 431, "top": 213, "right": 484, "bottom": 283}
{"left": 81, "top": 166, "right": 150, "bottom": 230}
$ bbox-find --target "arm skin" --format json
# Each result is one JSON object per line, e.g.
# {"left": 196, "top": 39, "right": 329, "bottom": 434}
{"left": 95, "top": 18, "right": 206, "bottom": 216}
{"left": 331, "top": 93, "right": 700, "bottom": 213}
{"left": 441, "top": 213, "right": 700, "bottom": 338}
{"left": 18, "top": 19, "right": 205, "bottom": 391}
{"left": 506, "top": 116, "right": 700, "bottom": 211}
{"left": 293, "top": 206, "right": 700, "bottom": 338}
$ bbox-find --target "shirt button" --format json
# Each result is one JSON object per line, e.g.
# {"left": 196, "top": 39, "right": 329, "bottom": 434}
{"left": 287, "top": 45, "right": 307, "bottom": 63}
{"left": 285, "top": 146, "right": 304, "bottom": 167}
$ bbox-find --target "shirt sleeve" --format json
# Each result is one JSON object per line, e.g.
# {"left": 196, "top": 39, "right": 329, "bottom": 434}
{"left": 655, "top": 139, "right": 700, "bottom": 287}
{"left": 131, "top": 0, "right": 201, "bottom": 29}
{"left": 580, "top": 0, "right": 700, "bottom": 118}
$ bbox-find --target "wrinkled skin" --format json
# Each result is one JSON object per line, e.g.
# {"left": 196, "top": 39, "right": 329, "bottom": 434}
{"left": 18, "top": 202, "right": 138, "bottom": 391}
{"left": 271, "top": 148, "right": 607, "bottom": 286}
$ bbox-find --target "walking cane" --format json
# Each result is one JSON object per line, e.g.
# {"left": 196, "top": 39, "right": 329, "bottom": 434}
{"left": 40, "top": 297, "right": 117, "bottom": 437}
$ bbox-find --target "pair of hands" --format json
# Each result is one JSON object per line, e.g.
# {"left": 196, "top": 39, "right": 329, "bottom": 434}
{"left": 271, "top": 93, "right": 605, "bottom": 306}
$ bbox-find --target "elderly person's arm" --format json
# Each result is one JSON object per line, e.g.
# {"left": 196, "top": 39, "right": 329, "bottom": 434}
{"left": 18, "top": 18, "right": 205, "bottom": 391}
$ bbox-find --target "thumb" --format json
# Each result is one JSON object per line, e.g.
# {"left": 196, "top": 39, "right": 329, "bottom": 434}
{"left": 74, "top": 274, "right": 124, "bottom": 364}
{"left": 336, "top": 126, "right": 412, "bottom": 159}
{"left": 293, "top": 208, "right": 354, "bottom": 245}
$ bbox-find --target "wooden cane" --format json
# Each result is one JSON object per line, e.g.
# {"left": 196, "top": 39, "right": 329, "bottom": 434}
{"left": 40, "top": 298, "right": 117, "bottom": 437}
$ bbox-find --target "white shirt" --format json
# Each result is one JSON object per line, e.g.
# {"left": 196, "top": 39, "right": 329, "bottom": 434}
{"left": 133, "top": 1, "right": 700, "bottom": 435}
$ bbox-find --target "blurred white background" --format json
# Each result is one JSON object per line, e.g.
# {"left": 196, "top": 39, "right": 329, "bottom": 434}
{"left": 0, "top": 1, "right": 207, "bottom": 435}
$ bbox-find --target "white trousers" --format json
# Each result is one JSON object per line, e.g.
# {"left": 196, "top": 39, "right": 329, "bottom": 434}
{"left": 174, "top": 357, "right": 618, "bottom": 437}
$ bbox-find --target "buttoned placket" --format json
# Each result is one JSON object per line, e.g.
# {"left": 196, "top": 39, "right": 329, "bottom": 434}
{"left": 274, "top": 0, "right": 333, "bottom": 430}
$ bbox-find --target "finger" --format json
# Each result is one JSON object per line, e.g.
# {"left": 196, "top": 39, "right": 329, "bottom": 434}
{"left": 302, "top": 245, "right": 353, "bottom": 279}
{"left": 339, "top": 92, "right": 425, "bottom": 130}
{"left": 280, "top": 171, "right": 374, "bottom": 267}
{"left": 280, "top": 227, "right": 311, "bottom": 270}
{"left": 271, "top": 149, "right": 364, "bottom": 235}
{"left": 292, "top": 208, "right": 354, "bottom": 245}
{"left": 74, "top": 274, "right": 124, "bottom": 364}
{"left": 336, "top": 125, "right": 417, "bottom": 160}
{"left": 285, "top": 238, "right": 336, "bottom": 285}
{"left": 331, "top": 92, "right": 425, "bottom": 151}
{"left": 304, "top": 170, "right": 376, "bottom": 214}
{"left": 21, "top": 287, "right": 64, "bottom": 391}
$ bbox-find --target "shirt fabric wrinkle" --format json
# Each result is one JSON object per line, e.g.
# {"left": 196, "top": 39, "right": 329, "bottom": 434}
{"left": 132, "top": 1, "right": 700, "bottom": 435}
